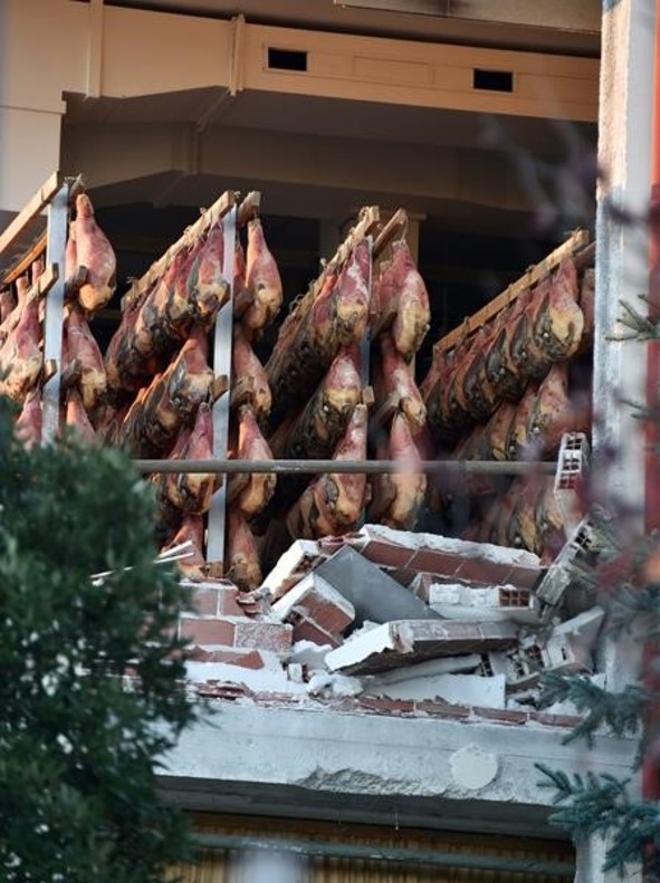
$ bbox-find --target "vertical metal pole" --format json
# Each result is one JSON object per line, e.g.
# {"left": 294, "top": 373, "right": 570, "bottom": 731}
{"left": 41, "top": 182, "right": 69, "bottom": 443}
{"left": 357, "top": 235, "right": 373, "bottom": 530}
{"left": 206, "top": 207, "right": 237, "bottom": 565}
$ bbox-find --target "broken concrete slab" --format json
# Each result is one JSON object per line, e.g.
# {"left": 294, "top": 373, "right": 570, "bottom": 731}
{"left": 314, "top": 546, "right": 440, "bottom": 627}
{"left": 324, "top": 525, "right": 542, "bottom": 589}
{"left": 425, "top": 583, "right": 542, "bottom": 625}
{"left": 261, "top": 539, "right": 326, "bottom": 600}
{"left": 326, "top": 620, "right": 518, "bottom": 676}
{"left": 272, "top": 571, "right": 355, "bottom": 647}
{"left": 367, "top": 672, "right": 506, "bottom": 708}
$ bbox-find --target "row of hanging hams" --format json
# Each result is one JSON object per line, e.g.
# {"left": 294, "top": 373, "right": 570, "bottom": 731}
{"left": 420, "top": 258, "right": 594, "bottom": 561}
{"left": 1, "top": 192, "right": 116, "bottom": 445}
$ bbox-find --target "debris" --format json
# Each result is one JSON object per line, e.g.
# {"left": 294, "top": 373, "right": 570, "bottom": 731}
{"left": 272, "top": 571, "right": 356, "bottom": 647}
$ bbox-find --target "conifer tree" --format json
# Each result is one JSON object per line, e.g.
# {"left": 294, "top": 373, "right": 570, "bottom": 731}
{"left": 0, "top": 397, "right": 196, "bottom": 883}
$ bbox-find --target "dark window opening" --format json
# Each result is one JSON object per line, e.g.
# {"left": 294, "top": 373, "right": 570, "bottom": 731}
{"left": 268, "top": 48, "right": 308, "bottom": 72}
{"left": 473, "top": 69, "right": 514, "bottom": 92}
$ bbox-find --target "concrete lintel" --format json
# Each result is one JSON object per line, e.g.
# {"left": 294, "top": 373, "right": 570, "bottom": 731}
{"left": 159, "top": 702, "right": 636, "bottom": 837}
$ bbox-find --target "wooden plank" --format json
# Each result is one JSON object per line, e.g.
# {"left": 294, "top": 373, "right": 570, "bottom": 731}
{"left": 121, "top": 189, "right": 236, "bottom": 311}
{"left": 433, "top": 228, "right": 590, "bottom": 355}
{"left": 373, "top": 208, "right": 407, "bottom": 258}
{"left": 1, "top": 231, "right": 47, "bottom": 286}
{"left": 0, "top": 171, "right": 62, "bottom": 258}
{"left": 237, "top": 190, "right": 261, "bottom": 227}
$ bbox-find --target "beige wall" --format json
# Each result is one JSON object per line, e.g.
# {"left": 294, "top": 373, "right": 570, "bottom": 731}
{"left": 0, "top": 0, "right": 598, "bottom": 214}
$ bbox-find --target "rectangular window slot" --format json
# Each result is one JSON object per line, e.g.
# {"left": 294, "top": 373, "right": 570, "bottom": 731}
{"left": 473, "top": 68, "right": 513, "bottom": 93}
{"left": 268, "top": 48, "right": 308, "bottom": 72}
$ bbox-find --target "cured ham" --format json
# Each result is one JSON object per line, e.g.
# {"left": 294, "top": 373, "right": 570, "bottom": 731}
{"left": 133, "top": 225, "right": 227, "bottom": 363}
{"left": 527, "top": 363, "right": 575, "bottom": 455}
{"left": 119, "top": 329, "right": 213, "bottom": 456}
{"left": 163, "top": 515, "right": 206, "bottom": 578}
{"left": 367, "top": 411, "right": 426, "bottom": 529}
{"left": 64, "top": 388, "right": 96, "bottom": 443}
{"left": 268, "top": 242, "right": 369, "bottom": 423}
{"left": 71, "top": 193, "right": 116, "bottom": 313}
{"left": 226, "top": 507, "right": 262, "bottom": 589}
{"left": 0, "top": 292, "right": 41, "bottom": 401}
{"left": 505, "top": 381, "right": 540, "bottom": 460}
{"left": 484, "top": 401, "right": 518, "bottom": 461}
{"left": 373, "top": 239, "right": 430, "bottom": 361}
{"left": 275, "top": 346, "right": 361, "bottom": 460}
{"left": 232, "top": 325, "right": 272, "bottom": 420}
{"left": 0, "top": 276, "right": 30, "bottom": 344}
{"left": 286, "top": 404, "right": 368, "bottom": 539}
{"left": 63, "top": 306, "right": 106, "bottom": 412}
{"left": 228, "top": 404, "right": 276, "bottom": 518}
{"left": 529, "top": 259, "right": 584, "bottom": 363}
{"left": 241, "top": 218, "right": 283, "bottom": 339}
{"left": 15, "top": 388, "right": 42, "bottom": 448}
{"left": 156, "top": 403, "right": 216, "bottom": 515}
{"left": 462, "top": 322, "right": 501, "bottom": 422}
{"left": 374, "top": 333, "right": 426, "bottom": 433}
{"left": 0, "top": 289, "right": 15, "bottom": 324}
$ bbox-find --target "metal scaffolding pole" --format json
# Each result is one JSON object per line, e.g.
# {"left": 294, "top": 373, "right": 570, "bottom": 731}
{"left": 134, "top": 458, "right": 557, "bottom": 476}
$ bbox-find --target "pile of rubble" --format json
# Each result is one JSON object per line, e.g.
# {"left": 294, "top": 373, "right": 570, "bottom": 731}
{"left": 181, "top": 522, "right": 605, "bottom": 716}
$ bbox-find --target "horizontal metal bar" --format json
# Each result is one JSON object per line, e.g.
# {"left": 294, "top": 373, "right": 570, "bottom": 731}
{"left": 133, "top": 458, "right": 557, "bottom": 476}
{"left": 192, "top": 832, "right": 574, "bottom": 877}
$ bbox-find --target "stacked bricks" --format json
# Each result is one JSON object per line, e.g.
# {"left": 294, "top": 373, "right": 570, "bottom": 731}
{"left": 178, "top": 579, "right": 292, "bottom": 669}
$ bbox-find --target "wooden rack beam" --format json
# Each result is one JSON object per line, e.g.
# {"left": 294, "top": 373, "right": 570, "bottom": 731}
{"left": 322, "top": 205, "right": 380, "bottom": 281}
{"left": 237, "top": 190, "right": 261, "bottom": 227}
{"left": 121, "top": 189, "right": 236, "bottom": 311}
{"left": 1, "top": 231, "right": 47, "bottom": 287}
{"left": 373, "top": 208, "right": 408, "bottom": 258}
{"left": 0, "top": 171, "right": 63, "bottom": 259}
{"left": 433, "top": 228, "right": 591, "bottom": 355}
{"left": 133, "top": 458, "right": 557, "bottom": 476}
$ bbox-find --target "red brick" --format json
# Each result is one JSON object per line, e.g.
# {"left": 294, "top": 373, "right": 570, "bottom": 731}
{"left": 360, "top": 539, "right": 413, "bottom": 569}
{"left": 414, "top": 699, "right": 472, "bottom": 719}
{"left": 187, "top": 646, "right": 267, "bottom": 669}
{"left": 358, "top": 695, "right": 416, "bottom": 715}
{"left": 473, "top": 706, "right": 528, "bottom": 725}
{"left": 187, "top": 585, "right": 246, "bottom": 617}
{"left": 179, "top": 617, "right": 235, "bottom": 646}
{"left": 233, "top": 620, "right": 292, "bottom": 654}
{"left": 196, "top": 682, "right": 248, "bottom": 700}
{"left": 531, "top": 711, "right": 582, "bottom": 728}
{"left": 408, "top": 548, "right": 458, "bottom": 574}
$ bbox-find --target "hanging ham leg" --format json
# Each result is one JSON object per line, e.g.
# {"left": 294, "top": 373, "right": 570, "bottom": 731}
{"left": 162, "top": 515, "right": 206, "bottom": 578}
{"left": 279, "top": 345, "right": 362, "bottom": 459}
{"left": 529, "top": 259, "right": 584, "bottom": 363}
{"left": 485, "top": 401, "right": 518, "bottom": 461}
{"left": 228, "top": 404, "right": 276, "bottom": 518}
{"left": 119, "top": 329, "right": 213, "bottom": 455}
{"left": 374, "top": 333, "right": 426, "bottom": 432}
{"left": 0, "top": 293, "right": 41, "bottom": 401}
{"left": 505, "top": 381, "right": 540, "bottom": 460}
{"left": 241, "top": 218, "right": 283, "bottom": 339}
{"left": 156, "top": 402, "right": 216, "bottom": 515}
{"left": 0, "top": 289, "right": 15, "bottom": 324}
{"left": 373, "top": 239, "right": 430, "bottom": 360}
{"left": 368, "top": 411, "right": 426, "bottom": 529}
{"left": 64, "top": 388, "right": 96, "bottom": 443}
{"left": 15, "top": 388, "right": 42, "bottom": 448}
{"left": 226, "top": 507, "right": 262, "bottom": 589}
{"left": 576, "top": 268, "right": 594, "bottom": 354}
{"left": 286, "top": 403, "right": 368, "bottom": 539}
{"left": 233, "top": 325, "right": 272, "bottom": 420}
{"left": 0, "top": 276, "right": 30, "bottom": 344}
{"left": 187, "top": 223, "right": 229, "bottom": 321}
{"left": 72, "top": 194, "right": 116, "bottom": 313}
{"left": 63, "top": 306, "right": 106, "bottom": 412}
{"left": 527, "top": 363, "right": 575, "bottom": 455}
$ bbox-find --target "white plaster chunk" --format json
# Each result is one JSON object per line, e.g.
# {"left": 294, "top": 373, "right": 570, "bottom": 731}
{"left": 369, "top": 673, "right": 506, "bottom": 708}
{"left": 184, "top": 661, "right": 308, "bottom": 695}
{"left": 261, "top": 539, "right": 323, "bottom": 600}
{"left": 288, "top": 640, "right": 333, "bottom": 668}
{"left": 450, "top": 744, "right": 499, "bottom": 791}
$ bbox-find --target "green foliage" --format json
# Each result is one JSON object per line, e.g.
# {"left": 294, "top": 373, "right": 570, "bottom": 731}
{"left": 0, "top": 396, "right": 196, "bottom": 882}
{"left": 538, "top": 672, "right": 645, "bottom": 750}
{"left": 535, "top": 765, "right": 660, "bottom": 877}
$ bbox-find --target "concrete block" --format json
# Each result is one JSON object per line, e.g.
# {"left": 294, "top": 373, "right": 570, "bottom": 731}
{"left": 326, "top": 620, "right": 518, "bottom": 676}
{"left": 314, "top": 546, "right": 439, "bottom": 627}
{"left": 272, "top": 571, "right": 355, "bottom": 647}
{"left": 369, "top": 671, "right": 506, "bottom": 708}
{"left": 426, "top": 583, "right": 541, "bottom": 625}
